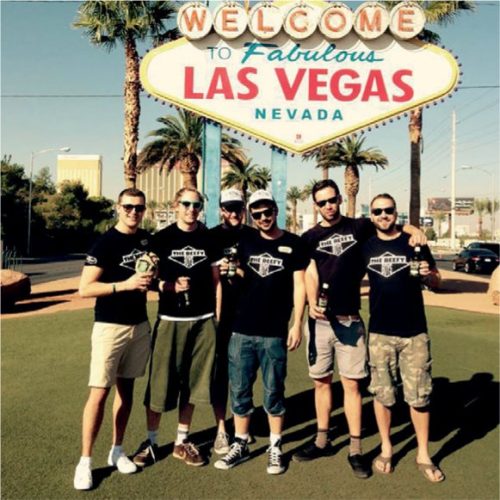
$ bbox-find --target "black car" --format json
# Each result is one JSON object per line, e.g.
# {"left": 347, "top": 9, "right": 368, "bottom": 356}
{"left": 465, "top": 241, "right": 500, "bottom": 256}
{"left": 452, "top": 249, "right": 499, "bottom": 274}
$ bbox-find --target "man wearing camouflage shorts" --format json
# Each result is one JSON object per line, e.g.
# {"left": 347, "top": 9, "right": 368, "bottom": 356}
{"left": 363, "top": 193, "right": 444, "bottom": 483}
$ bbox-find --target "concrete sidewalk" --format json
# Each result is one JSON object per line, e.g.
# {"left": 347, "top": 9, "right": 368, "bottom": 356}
{"left": 2, "top": 269, "right": 498, "bottom": 319}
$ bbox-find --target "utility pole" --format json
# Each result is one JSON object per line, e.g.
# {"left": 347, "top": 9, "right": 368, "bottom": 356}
{"left": 450, "top": 110, "right": 457, "bottom": 250}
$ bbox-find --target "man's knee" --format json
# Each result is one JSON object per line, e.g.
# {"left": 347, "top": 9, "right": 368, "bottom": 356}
{"left": 341, "top": 376, "right": 361, "bottom": 395}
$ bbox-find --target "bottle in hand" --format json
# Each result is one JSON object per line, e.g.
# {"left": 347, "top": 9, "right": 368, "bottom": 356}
{"left": 409, "top": 246, "right": 422, "bottom": 278}
{"left": 317, "top": 283, "right": 329, "bottom": 313}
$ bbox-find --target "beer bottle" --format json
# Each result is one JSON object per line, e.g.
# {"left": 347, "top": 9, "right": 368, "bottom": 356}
{"left": 317, "top": 283, "right": 329, "bottom": 312}
{"left": 410, "top": 246, "right": 422, "bottom": 278}
{"left": 227, "top": 247, "right": 238, "bottom": 278}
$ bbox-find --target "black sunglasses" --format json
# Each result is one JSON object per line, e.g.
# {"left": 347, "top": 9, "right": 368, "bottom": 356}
{"left": 222, "top": 203, "right": 244, "bottom": 213}
{"left": 180, "top": 200, "right": 203, "bottom": 210}
{"left": 251, "top": 208, "right": 274, "bottom": 220}
{"left": 316, "top": 196, "right": 339, "bottom": 208}
{"left": 371, "top": 207, "right": 396, "bottom": 216}
{"left": 121, "top": 204, "right": 146, "bottom": 213}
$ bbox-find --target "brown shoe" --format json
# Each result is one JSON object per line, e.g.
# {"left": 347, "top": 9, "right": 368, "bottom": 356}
{"left": 173, "top": 441, "right": 205, "bottom": 466}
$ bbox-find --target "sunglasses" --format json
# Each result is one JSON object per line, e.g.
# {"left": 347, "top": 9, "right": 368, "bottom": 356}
{"left": 316, "top": 196, "right": 339, "bottom": 208}
{"left": 179, "top": 200, "right": 203, "bottom": 210}
{"left": 251, "top": 208, "right": 274, "bottom": 220}
{"left": 222, "top": 203, "right": 244, "bottom": 214}
{"left": 371, "top": 207, "right": 396, "bottom": 216}
{"left": 121, "top": 204, "right": 146, "bottom": 213}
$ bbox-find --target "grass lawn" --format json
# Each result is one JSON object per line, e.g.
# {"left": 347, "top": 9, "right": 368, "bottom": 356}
{"left": 2, "top": 303, "right": 499, "bottom": 499}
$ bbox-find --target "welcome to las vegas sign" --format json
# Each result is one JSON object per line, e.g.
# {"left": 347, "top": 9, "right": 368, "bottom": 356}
{"left": 140, "top": 1, "right": 460, "bottom": 154}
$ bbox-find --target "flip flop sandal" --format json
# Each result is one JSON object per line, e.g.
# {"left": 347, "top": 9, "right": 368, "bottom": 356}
{"left": 415, "top": 461, "right": 445, "bottom": 483}
{"left": 372, "top": 454, "right": 393, "bottom": 474}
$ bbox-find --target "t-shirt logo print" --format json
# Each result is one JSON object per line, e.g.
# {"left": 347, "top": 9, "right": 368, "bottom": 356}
{"left": 368, "top": 252, "right": 409, "bottom": 278}
{"left": 120, "top": 249, "right": 146, "bottom": 271}
{"left": 248, "top": 253, "right": 284, "bottom": 278}
{"left": 169, "top": 246, "right": 207, "bottom": 269}
{"left": 318, "top": 234, "right": 356, "bottom": 256}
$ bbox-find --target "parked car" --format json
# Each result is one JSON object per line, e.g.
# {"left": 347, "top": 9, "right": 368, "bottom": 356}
{"left": 452, "top": 249, "right": 499, "bottom": 274}
{"left": 465, "top": 241, "right": 500, "bottom": 256}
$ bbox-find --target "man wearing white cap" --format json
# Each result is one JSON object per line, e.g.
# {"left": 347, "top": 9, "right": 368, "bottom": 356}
{"left": 214, "top": 190, "right": 308, "bottom": 475}
{"left": 209, "top": 189, "right": 257, "bottom": 455}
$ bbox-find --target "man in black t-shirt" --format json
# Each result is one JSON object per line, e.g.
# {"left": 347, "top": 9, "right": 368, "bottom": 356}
{"left": 208, "top": 189, "right": 257, "bottom": 455}
{"left": 364, "top": 193, "right": 444, "bottom": 483}
{"left": 133, "top": 188, "right": 218, "bottom": 468}
{"left": 214, "top": 190, "right": 308, "bottom": 475}
{"left": 74, "top": 188, "right": 154, "bottom": 491}
{"left": 295, "top": 180, "right": 425, "bottom": 479}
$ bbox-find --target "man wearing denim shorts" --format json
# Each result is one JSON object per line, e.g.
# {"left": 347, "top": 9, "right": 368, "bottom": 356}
{"left": 214, "top": 190, "right": 308, "bottom": 475}
{"left": 133, "top": 188, "right": 218, "bottom": 468}
{"left": 73, "top": 188, "right": 154, "bottom": 490}
{"left": 296, "top": 180, "right": 424, "bottom": 479}
{"left": 364, "top": 193, "right": 444, "bottom": 483}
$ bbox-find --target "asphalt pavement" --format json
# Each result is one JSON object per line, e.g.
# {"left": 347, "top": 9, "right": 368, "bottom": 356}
{"left": 16, "top": 255, "right": 85, "bottom": 285}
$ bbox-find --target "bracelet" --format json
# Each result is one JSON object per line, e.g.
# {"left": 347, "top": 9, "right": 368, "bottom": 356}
{"left": 112, "top": 283, "right": 116, "bottom": 294}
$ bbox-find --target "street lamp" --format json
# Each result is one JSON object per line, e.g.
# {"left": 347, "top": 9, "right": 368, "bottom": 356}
{"left": 27, "top": 146, "right": 71, "bottom": 256}
{"left": 460, "top": 165, "right": 496, "bottom": 241}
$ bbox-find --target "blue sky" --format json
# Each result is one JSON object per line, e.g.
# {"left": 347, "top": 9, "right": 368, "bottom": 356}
{"left": 1, "top": 0, "right": 499, "bottom": 217}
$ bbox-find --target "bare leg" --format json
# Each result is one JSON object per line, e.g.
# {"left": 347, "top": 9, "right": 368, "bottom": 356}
{"left": 373, "top": 399, "right": 393, "bottom": 473}
{"left": 314, "top": 376, "right": 332, "bottom": 430}
{"left": 179, "top": 402, "right": 195, "bottom": 428}
{"left": 112, "top": 377, "right": 134, "bottom": 446}
{"left": 146, "top": 407, "right": 162, "bottom": 431}
{"left": 234, "top": 414, "right": 251, "bottom": 436}
{"left": 81, "top": 387, "right": 110, "bottom": 456}
{"left": 340, "top": 376, "right": 362, "bottom": 438}
{"left": 268, "top": 415, "right": 284, "bottom": 435}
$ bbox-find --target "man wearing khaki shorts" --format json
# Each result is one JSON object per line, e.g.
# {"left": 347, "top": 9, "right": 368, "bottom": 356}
{"left": 364, "top": 193, "right": 444, "bottom": 483}
{"left": 73, "top": 188, "right": 154, "bottom": 490}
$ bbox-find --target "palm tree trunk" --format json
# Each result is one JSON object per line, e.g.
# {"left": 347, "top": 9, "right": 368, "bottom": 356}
{"left": 478, "top": 214, "right": 483, "bottom": 237}
{"left": 292, "top": 202, "right": 297, "bottom": 233}
{"left": 123, "top": 34, "right": 141, "bottom": 189}
{"left": 344, "top": 164, "right": 359, "bottom": 218}
{"left": 409, "top": 108, "right": 423, "bottom": 227}
{"left": 312, "top": 204, "right": 318, "bottom": 225}
{"left": 322, "top": 166, "right": 328, "bottom": 180}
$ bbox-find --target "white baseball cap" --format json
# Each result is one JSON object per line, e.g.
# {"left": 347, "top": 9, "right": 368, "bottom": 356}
{"left": 248, "top": 189, "right": 275, "bottom": 208}
{"left": 220, "top": 189, "right": 244, "bottom": 206}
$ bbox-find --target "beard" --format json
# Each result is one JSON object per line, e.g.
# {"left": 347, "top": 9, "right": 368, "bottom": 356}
{"left": 376, "top": 220, "right": 397, "bottom": 233}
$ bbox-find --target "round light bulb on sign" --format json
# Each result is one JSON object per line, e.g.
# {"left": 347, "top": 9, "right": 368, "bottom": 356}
{"left": 213, "top": 3, "right": 248, "bottom": 40}
{"left": 248, "top": 2, "right": 283, "bottom": 40}
{"left": 283, "top": 3, "right": 319, "bottom": 40}
{"left": 389, "top": 2, "right": 426, "bottom": 40}
{"left": 177, "top": 3, "right": 213, "bottom": 41}
{"left": 353, "top": 2, "right": 389, "bottom": 40}
{"left": 319, "top": 2, "right": 353, "bottom": 40}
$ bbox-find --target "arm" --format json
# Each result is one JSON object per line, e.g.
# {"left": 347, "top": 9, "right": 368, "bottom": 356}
{"left": 78, "top": 265, "right": 152, "bottom": 298}
{"left": 419, "top": 261, "right": 441, "bottom": 289}
{"left": 212, "top": 265, "right": 222, "bottom": 322}
{"left": 287, "top": 269, "right": 306, "bottom": 351}
{"left": 402, "top": 223, "right": 427, "bottom": 246}
{"left": 305, "top": 259, "right": 327, "bottom": 320}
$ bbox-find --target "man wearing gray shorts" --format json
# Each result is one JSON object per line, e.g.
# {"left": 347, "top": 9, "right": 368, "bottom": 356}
{"left": 74, "top": 188, "right": 154, "bottom": 490}
{"left": 364, "top": 193, "right": 444, "bottom": 483}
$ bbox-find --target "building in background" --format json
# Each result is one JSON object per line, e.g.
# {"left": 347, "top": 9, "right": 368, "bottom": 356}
{"left": 57, "top": 154, "right": 102, "bottom": 197}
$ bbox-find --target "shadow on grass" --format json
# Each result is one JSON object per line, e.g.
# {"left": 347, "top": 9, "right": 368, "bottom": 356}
{"left": 438, "top": 279, "right": 489, "bottom": 294}
{"left": 2, "top": 299, "right": 68, "bottom": 313}
{"left": 28, "top": 288, "right": 78, "bottom": 299}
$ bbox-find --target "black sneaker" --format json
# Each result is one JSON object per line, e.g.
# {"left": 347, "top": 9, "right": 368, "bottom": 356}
{"left": 347, "top": 454, "right": 371, "bottom": 479}
{"left": 267, "top": 440, "right": 285, "bottom": 475}
{"left": 292, "top": 441, "right": 331, "bottom": 462}
{"left": 214, "top": 439, "right": 250, "bottom": 470}
{"left": 133, "top": 439, "right": 158, "bottom": 467}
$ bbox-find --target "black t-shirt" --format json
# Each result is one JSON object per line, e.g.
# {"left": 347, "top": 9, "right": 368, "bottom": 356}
{"left": 363, "top": 233, "right": 436, "bottom": 337}
{"left": 153, "top": 223, "right": 216, "bottom": 318}
{"left": 301, "top": 217, "right": 375, "bottom": 316}
{"left": 85, "top": 227, "right": 151, "bottom": 325}
{"left": 233, "top": 230, "right": 309, "bottom": 338}
{"left": 209, "top": 224, "right": 257, "bottom": 326}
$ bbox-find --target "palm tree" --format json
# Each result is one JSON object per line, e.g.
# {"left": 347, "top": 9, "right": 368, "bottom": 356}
{"left": 287, "top": 186, "right": 305, "bottom": 234}
{"left": 307, "top": 136, "right": 387, "bottom": 218}
{"left": 74, "top": 1, "right": 177, "bottom": 188}
{"left": 485, "top": 199, "right": 499, "bottom": 239}
{"left": 221, "top": 155, "right": 271, "bottom": 204}
{"left": 383, "top": 1, "right": 475, "bottom": 226}
{"left": 303, "top": 145, "right": 341, "bottom": 180}
{"left": 474, "top": 198, "right": 488, "bottom": 238}
{"left": 138, "top": 110, "right": 244, "bottom": 189}
{"left": 302, "top": 179, "right": 320, "bottom": 225}
{"left": 433, "top": 210, "right": 447, "bottom": 238}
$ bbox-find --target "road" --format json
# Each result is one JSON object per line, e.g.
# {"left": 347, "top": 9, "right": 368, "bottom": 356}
{"left": 16, "top": 255, "right": 85, "bottom": 285}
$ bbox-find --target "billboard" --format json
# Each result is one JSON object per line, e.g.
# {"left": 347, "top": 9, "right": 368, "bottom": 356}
{"left": 427, "top": 197, "right": 474, "bottom": 216}
{"left": 140, "top": 1, "right": 459, "bottom": 154}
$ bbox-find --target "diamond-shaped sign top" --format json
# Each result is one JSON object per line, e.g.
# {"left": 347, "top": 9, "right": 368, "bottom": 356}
{"left": 140, "top": 31, "right": 458, "bottom": 154}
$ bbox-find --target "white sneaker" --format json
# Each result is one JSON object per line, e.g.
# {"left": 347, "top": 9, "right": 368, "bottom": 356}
{"left": 107, "top": 450, "right": 138, "bottom": 474}
{"left": 74, "top": 463, "right": 93, "bottom": 490}
{"left": 267, "top": 443, "right": 285, "bottom": 475}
